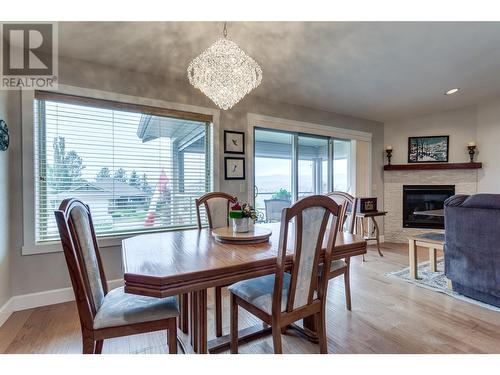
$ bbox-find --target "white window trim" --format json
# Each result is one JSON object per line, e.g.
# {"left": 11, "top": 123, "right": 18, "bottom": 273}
{"left": 246, "top": 113, "right": 372, "bottom": 204}
{"left": 22, "top": 84, "right": 220, "bottom": 255}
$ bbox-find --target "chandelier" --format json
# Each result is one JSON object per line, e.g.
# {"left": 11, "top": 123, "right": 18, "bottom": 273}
{"left": 187, "top": 23, "right": 263, "bottom": 110}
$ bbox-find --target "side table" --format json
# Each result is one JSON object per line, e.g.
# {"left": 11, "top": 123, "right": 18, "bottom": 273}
{"left": 355, "top": 211, "right": 387, "bottom": 257}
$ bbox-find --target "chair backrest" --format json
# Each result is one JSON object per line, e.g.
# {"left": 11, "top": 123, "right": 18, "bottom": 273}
{"left": 54, "top": 198, "right": 108, "bottom": 330}
{"left": 195, "top": 192, "right": 237, "bottom": 229}
{"left": 273, "top": 195, "right": 342, "bottom": 315}
{"left": 325, "top": 191, "right": 357, "bottom": 234}
{"left": 264, "top": 199, "right": 291, "bottom": 222}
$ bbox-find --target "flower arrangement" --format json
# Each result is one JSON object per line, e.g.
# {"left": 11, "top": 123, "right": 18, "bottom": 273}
{"left": 229, "top": 201, "right": 257, "bottom": 221}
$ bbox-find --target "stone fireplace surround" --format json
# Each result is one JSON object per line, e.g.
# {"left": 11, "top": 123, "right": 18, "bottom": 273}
{"left": 384, "top": 169, "right": 478, "bottom": 243}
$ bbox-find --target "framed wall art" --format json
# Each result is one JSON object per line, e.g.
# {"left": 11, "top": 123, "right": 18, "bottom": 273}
{"left": 224, "top": 157, "right": 245, "bottom": 180}
{"left": 224, "top": 130, "right": 245, "bottom": 154}
{"left": 408, "top": 135, "right": 449, "bottom": 163}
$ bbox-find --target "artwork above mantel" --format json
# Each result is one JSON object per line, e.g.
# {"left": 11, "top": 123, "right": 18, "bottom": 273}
{"left": 384, "top": 162, "right": 482, "bottom": 171}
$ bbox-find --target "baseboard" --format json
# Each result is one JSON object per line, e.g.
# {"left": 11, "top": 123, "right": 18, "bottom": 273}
{"left": 0, "top": 279, "right": 123, "bottom": 328}
{"left": 0, "top": 298, "right": 14, "bottom": 327}
{"left": 367, "top": 235, "right": 385, "bottom": 245}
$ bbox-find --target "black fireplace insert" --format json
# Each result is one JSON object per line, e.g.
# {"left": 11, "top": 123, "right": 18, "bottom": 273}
{"left": 403, "top": 185, "right": 455, "bottom": 229}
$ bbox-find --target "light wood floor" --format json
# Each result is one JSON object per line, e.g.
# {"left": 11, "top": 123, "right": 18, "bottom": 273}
{"left": 1, "top": 243, "right": 499, "bottom": 354}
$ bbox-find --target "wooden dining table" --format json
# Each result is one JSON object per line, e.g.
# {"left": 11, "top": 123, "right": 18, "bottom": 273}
{"left": 122, "top": 223, "right": 367, "bottom": 354}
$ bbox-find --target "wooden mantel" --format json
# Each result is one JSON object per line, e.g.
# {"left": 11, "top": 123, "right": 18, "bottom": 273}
{"left": 384, "top": 162, "right": 482, "bottom": 171}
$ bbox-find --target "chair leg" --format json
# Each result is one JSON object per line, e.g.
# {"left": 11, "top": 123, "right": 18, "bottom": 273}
{"left": 82, "top": 331, "right": 94, "bottom": 354}
{"left": 94, "top": 340, "right": 103, "bottom": 354}
{"left": 167, "top": 318, "right": 178, "bottom": 354}
{"left": 317, "top": 310, "right": 328, "bottom": 354}
{"left": 215, "top": 286, "right": 223, "bottom": 337}
{"left": 230, "top": 293, "right": 238, "bottom": 354}
{"left": 271, "top": 324, "right": 283, "bottom": 354}
{"left": 344, "top": 259, "right": 352, "bottom": 311}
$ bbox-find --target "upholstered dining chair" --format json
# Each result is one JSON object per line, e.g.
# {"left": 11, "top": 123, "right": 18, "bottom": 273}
{"left": 228, "top": 195, "right": 342, "bottom": 354}
{"left": 54, "top": 198, "right": 179, "bottom": 354}
{"left": 195, "top": 192, "right": 237, "bottom": 337}
{"left": 324, "top": 191, "right": 358, "bottom": 311}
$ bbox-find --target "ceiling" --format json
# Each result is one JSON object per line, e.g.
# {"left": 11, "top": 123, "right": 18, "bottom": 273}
{"left": 57, "top": 22, "right": 500, "bottom": 122}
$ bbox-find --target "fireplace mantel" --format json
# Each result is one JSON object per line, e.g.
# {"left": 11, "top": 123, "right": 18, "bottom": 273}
{"left": 384, "top": 162, "right": 482, "bottom": 171}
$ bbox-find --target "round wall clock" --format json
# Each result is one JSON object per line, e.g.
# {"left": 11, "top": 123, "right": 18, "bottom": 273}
{"left": 0, "top": 120, "right": 8, "bottom": 151}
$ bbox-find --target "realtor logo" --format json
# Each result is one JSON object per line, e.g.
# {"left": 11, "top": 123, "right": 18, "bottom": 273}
{"left": 1, "top": 22, "right": 58, "bottom": 89}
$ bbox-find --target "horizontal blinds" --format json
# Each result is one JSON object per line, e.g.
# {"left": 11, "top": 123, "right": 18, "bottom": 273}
{"left": 34, "top": 96, "right": 212, "bottom": 242}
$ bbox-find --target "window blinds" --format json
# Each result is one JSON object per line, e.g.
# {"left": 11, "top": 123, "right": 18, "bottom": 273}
{"left": 34, "top": 93, "right": 212, "bottom": 242}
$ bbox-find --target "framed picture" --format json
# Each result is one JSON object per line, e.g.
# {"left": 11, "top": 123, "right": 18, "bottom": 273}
{"left": 224, "top": 157, "right": 245, "bottom": 180}
{"left": 408, "top": 135, "right": 449, "bottom": 163}
{"left": 224, "top": 130, "right": 245, "bottom": 154}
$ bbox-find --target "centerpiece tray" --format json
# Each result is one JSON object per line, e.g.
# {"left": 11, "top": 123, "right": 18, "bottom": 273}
{"left": 212, "top": 225, "right": 272, "bottom": 244}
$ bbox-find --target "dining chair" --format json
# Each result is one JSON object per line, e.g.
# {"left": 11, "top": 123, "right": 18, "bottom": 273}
{"left": 54, "top": 198, "right": 179, "bottom": 354}
{"left": 324, "top": 191, "right": 358, "bottom": 311}
{"left": 228, "top": 195, "right": 342, "bottom": 354}
{"left": 195, "top": 192, "right": 237, "bottom": 338}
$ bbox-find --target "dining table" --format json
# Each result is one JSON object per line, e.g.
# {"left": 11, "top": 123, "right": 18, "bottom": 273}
{"left": 121, "top": 222, "right": 367, "bottom": 354}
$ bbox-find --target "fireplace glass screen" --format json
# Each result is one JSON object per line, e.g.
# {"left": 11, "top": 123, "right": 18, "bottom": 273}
{"left": 403, "top": 185, "right": 455, "bottom": 229}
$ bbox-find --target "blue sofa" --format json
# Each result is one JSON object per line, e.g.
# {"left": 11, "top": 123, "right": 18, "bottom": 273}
{"left": 444, "top": 194, "right": 500, "bottom": 307}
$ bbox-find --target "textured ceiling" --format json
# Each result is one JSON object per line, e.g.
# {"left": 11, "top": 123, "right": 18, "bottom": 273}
{"left": 57, "top": 22, "right": 500, "bottom": 122}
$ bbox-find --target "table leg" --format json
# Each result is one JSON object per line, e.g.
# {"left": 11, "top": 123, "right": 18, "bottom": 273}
{"left": 409, "top": 239, "right": 417, "bottom": 279}
{"left": 190, "top": 292, "right": 198, "bottom": 352}
{"left": 371, "top": 217, "right": 383, "bottom": 257}
{"left": 190, "top": 290, "right": 208, "bottom": 354}
{"left": 429, "top": 248, "right": 437, "bottom": 272}
{"left": 178, "top": 293, "right": 189, "bottom": 334}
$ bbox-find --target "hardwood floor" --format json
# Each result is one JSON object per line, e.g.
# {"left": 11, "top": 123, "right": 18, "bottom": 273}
{"left": 1, "top": 243, "right": 499, "bottom": 354}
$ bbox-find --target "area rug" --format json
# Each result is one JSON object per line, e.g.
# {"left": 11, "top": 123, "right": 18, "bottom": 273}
{"left": 386, "top": 260, "right": 500, "bottom": 312}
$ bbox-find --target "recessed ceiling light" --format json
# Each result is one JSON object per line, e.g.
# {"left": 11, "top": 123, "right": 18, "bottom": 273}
{"left": 445, "top": 88, "right": 460, "bottom": 95}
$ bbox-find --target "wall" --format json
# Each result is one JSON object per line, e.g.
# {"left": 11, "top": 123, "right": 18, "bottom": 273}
{"left": 8, "top": 56, "right": 384, "bottom": 296}
{"left": 384, "top": 106, "right": 477, "bottom": 165}
{"left": 477, "top": 97, "right": 500, "bottom": 192}
{"left": 0, "top": 91, "right": 11, "bottom": 308}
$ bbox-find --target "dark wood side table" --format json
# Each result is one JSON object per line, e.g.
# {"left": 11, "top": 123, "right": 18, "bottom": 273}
{"left": 355, "top": 211, "right": 387, "bottom": 257}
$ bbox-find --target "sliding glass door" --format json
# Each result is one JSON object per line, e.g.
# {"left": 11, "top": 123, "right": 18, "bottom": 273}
{"left": 298, "top": 135, "right": 329, "bottom": 198}
{"left": 254, "top": 128, "right": 353, "bottom": 223}
{"left": 254, "top": 129, "right": 293, "bottom": 222}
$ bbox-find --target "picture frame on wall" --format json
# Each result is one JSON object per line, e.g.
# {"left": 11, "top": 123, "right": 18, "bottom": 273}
{"left": 224, "top": 157, "right": 245, "bottom": 180}
{"left": 224, "top": 130, "right": 245, "bottom": 154}
{"left": 408, "top": 135, "right": 449, "bottom": 163}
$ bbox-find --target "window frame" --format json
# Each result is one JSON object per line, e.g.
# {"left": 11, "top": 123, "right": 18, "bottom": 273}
{"left": 22, "top": 85, "right": 220, "bottom": 255}
{"left": 247, "top": 113, "right": 372, "bottom": 208}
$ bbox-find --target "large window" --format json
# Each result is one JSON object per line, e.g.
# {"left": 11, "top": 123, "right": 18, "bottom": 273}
{"left": 34, "top": 92, "right": 213, "bottom": 242}
{"left": 254, "top": 128, "right": 353, "bottom": 222}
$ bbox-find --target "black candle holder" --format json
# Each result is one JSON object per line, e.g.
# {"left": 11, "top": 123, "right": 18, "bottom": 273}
{"left": 385, "top": 149, "right": 393, "bottom": 165}
{"left": 468, "top": 145, "right": 476, "bottom": 163}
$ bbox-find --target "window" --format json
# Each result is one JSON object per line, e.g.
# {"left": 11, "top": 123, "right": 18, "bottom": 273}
{"left": 34, "top": 92, "right": 213, "bottom": 242}
{"left": 254, "top": 127, "right": 353, "bottom": 222}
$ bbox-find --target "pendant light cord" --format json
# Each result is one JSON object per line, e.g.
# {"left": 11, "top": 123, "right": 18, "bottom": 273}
{"left": 223, "top": 22, "right": 228, "bottom": 38}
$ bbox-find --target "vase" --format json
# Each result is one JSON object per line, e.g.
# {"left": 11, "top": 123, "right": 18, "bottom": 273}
{"left": 232, "top": 217, "right": 249, "bottom": 233}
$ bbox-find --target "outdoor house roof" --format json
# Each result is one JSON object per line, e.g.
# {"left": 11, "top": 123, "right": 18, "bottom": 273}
{"left": 57, "top": 178, "right": 147, "bottom": 199}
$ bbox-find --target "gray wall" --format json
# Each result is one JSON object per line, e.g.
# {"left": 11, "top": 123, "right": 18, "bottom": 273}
{"left": 384, "top": 106, "right": 477, "bottom": 165}
{"left": 0, "top": 91, "right": 11, "bottom": 307}
{"left": 477, "top": 97, "right": 500, "bottom": 192}
{"left": 384, "top": 98, "right": 500, "bottom": 196}
{"left": 8, "top": 56, "right": 384, "bottom": 296}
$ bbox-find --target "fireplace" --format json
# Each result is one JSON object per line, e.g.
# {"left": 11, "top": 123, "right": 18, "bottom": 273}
{"left": 403, "top": 185, "right": 455, "bottom": 229}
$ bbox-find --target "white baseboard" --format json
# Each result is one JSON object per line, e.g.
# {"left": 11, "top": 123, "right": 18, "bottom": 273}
{"left": 0, "top": 279, "right": 123, "bottom": 328}
{"left": 367, "top": 235, "right": 385, "bottom": 245}
{"left": 0, "top": 298, "right": 14, "bottom": 327}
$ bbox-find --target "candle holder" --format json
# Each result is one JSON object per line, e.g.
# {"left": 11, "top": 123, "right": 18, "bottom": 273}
{"left": 385, "top": 149, "right": 393, "bottom": 165}
{"left": 468, "top": 145, "right": 476, "bottom": 163}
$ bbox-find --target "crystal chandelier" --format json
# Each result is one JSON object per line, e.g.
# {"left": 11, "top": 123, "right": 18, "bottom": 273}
{"left": 187, "top": 23, "right": 263, "bottom": 110}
